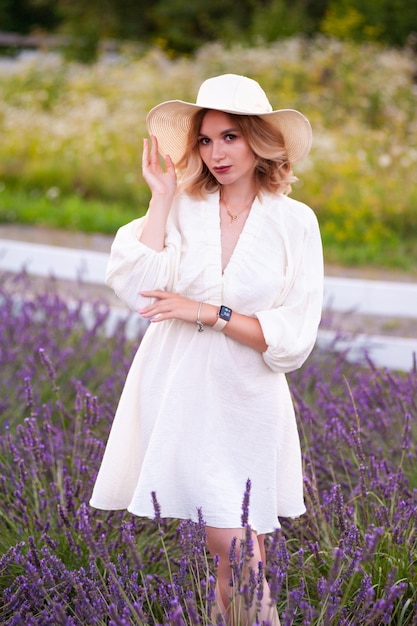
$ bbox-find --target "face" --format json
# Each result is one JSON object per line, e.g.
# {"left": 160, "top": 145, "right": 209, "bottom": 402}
{"left": 198, "top": 110, "right": 256, "bottom": 188}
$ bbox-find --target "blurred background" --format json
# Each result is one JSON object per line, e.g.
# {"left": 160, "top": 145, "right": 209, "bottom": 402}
{"left": 0, "top": 0, "right": 416, "bottom": 270}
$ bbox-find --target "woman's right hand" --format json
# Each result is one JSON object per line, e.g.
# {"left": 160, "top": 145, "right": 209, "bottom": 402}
{"left": 142, "top": 135, "right": 177, "bottom": 200}
{"left": 139, "top": 136, "right": 177, "bottom": 251}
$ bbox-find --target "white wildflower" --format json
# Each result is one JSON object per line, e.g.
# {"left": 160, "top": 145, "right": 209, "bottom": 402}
{"left": 378, "top": 154, "right": 392, "bottom": 168}
{"left": 46, "top": 187, "right": 60, "bottom": 199}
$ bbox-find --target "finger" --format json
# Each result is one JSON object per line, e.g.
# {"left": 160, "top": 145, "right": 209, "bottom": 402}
{"left": 139, "top": 305, "right": 164, "bottom": 321}
{"left": 165, "top": 154, "right": 175, "bottom": 170}
{"left": 142, "top": 138, "right": 150, "bottom": 166}
{"left": 150, "top": 135, "right": 160, "bottom": 164}
{"left": 139, "top": 308, "right": 159, "bottom": 318}
{"left": 139, "top": 303, "right": 172, "bottom": 319}
{"left": 140, "top": 290, "right": 169, "bottom": 299}
{"left": 138, "top": 294, "right": 171, "bottom": 316}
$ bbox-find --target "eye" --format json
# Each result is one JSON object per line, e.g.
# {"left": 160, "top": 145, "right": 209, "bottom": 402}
{"left": 225, "top": 133, "right": 237, "bottom": 142}
{"left": 198, "top": 136, "right": 210, "bottom": 146}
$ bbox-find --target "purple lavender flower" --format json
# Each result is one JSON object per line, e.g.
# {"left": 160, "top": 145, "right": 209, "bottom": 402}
{"left": 1, "top": 273, "right": 416, "bottom": 624}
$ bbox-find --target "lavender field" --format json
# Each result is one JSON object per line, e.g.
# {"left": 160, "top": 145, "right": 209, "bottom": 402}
{"left": 0, "top": 272, "right": 416, "bottom": 625}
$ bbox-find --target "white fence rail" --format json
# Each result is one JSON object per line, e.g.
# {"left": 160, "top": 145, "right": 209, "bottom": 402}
{"left": 1, "top": 238, "right": 416, "bottom": 370}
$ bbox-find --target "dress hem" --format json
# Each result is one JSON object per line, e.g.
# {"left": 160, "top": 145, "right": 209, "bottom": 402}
{"left": 89, "top": 500, "right": 307, "bottom": 536}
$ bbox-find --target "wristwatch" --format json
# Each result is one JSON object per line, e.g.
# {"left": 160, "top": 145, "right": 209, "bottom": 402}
{"left": 212, "top": 305, "right": 232, "bottom": 331}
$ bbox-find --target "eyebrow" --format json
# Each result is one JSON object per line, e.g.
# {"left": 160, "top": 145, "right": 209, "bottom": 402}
{"left": 198, "top": 127, "right": 240, "bottom": 138}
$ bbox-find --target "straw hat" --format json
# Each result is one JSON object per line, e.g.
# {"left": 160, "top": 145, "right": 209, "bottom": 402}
{"left": 146, "top": 73, "right": 312, "bottom": 165}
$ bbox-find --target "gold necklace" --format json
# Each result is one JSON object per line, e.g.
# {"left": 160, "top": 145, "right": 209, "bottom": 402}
{"left": 222, "top": 196, "right": 254, "bottom": 226}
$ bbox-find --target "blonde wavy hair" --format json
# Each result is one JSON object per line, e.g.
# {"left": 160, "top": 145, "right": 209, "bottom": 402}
{"left": 176, "top": 109, "right": 297, "bottom": 198}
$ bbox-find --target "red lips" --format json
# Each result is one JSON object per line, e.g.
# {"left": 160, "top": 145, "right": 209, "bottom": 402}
{"left": 213, "top": 166, "right": 231, "bottom": 174}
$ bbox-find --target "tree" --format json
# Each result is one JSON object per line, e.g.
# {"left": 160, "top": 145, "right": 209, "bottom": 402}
{"left": 148, "top": 0, "right": 257, "bottom": 53}
{"left": 321, "top": 0, "right": 417, "bottom": 46}
{"left": 0, "top": 0, "right": 58, "bottom": 33}
{"left": 1, "top": 0, "right": 416, "bottom": 58}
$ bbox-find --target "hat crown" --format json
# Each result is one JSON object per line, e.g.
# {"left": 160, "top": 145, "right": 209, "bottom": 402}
{"left": 196, "top": 74, "right": 273, "bottom": 115}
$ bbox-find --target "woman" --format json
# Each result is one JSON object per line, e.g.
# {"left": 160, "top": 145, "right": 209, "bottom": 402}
{"left": 90, "top": 74, "right": 323, "bottom": 624}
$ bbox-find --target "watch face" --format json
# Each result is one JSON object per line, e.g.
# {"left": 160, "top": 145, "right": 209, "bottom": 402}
{"left": 219, "top": 305, "right": 232, "bottom": 321}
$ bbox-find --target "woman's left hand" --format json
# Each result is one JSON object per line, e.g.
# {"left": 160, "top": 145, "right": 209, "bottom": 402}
{"left": 139, "top": 289, "right": 268, "bottom": 352}
{"left": 139, "top": 290, "right": 201, "bottom": 324}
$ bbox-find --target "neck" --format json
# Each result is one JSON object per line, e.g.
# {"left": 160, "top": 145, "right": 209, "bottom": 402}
{"left": 219, "top": 185, "right": 257, "bottom": 209}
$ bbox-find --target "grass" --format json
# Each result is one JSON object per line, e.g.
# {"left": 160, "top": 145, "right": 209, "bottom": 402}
{"left": 0, "top": 186, "right": 144, "bottom": 233}
{"left": 0, "top": 37, "right": 417, "bottom": 272}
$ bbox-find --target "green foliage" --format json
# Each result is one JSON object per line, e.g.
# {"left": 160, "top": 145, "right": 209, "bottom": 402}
{"left": 321, "top": 0, "right": 417, "bottom": 46}
{"left": 0, "top": 0, "right": 59, "bottom": 33}
{"left": 148, "top": 0, "right": 256, "bottom": 54}
{"left": 250, "top": 0, "right": 316, "bottom": 42}
{"left": 0, "top": 38, "right": 416, "bottom": 270}
{"left": 1, "top": 290, "right": 416, "bottom": 622}
{"left": 0, "top": 0, "right": 416, "bottom": 56}
{"left": 56, "top": 0, "right": 135, "bottom": 63}
{"left": 0, "top": 187, "right": 144, "bottom": 233}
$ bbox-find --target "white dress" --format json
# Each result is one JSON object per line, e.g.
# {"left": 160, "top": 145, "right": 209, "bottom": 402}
{"left": 90, "top": 190, "right": 323, "bottom": 534}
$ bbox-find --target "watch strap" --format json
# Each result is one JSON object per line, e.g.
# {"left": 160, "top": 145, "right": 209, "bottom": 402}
{"left": 212, "top": 316, "right": 228, "bottom": 331}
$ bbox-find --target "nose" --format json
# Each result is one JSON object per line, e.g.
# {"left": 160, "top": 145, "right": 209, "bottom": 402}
{"left": 211, "top": 140, "right": 225, "bottom": 161}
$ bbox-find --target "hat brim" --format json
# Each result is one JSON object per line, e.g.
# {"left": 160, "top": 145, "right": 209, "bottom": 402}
{"left": 146, "top": 100, "right": 312, "bottom": 165}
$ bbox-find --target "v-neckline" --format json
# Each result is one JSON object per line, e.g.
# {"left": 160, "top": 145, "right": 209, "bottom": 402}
{"left": 215, "top": 192, "right": 260, "bottom": 276}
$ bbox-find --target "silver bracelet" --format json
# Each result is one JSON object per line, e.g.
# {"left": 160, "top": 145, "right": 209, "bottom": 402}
{"left": 196, "top": 302, "right": 204, "bottom": 332}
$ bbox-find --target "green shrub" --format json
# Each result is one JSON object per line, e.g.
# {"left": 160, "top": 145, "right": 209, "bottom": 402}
{"left": 0, "top": 38, "right": 416, "bottom": 269}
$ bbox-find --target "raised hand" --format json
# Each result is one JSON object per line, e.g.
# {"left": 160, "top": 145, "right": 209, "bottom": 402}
{"left": 142, "top": 135, "right": 177, "bottom": 199}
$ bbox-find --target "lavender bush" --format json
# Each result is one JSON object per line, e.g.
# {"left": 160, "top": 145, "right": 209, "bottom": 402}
{"left": 0, "top": 272, "right": 416, "bottom": 625}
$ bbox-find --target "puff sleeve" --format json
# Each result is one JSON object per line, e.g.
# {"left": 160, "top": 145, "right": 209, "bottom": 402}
{"left": 255, "top": 210, "right": 323, "bottom": 374}
{"left": 105, "top": 215, "right": 181, "bottom": 312}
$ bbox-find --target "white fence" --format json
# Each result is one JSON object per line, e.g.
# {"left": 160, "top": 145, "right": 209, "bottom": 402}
{"left": 1, "top": 238, "right": 416, "bottom": 371}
